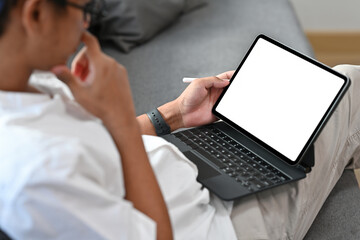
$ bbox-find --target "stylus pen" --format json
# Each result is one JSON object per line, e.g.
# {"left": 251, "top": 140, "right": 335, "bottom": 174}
{"left": 182, "top": 77, "right": 198, "bottom": 83}
{"left": 182, "top": 77, "right": 230, "bottom": 83}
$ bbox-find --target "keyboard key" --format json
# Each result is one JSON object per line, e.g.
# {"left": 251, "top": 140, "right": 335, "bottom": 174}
{"left": 265, "top": 172, "right": 275, "bottom": 178}
{"left": 232, "top": 158, "right": 242, "bottom": 164}
{"left": 182, "top": 131, "right": 194, "bottom": 137}
{"left": 212, "top": 129, "right": 221, "bottom": 134}
{"left": 235, "top": 177, "right": 243, "bottom": 182}
{"left": 226, "top": 162, "right": 235, "bottom": 168}
{"left": 202, "top": 137, "right": 211, "bottom": 143}
{"left": 251, "top": 163, "right": 260, "bottom": 169}
{"left": 236, "top": 161, "right": 245, "bottom": 167}
{"left": 202, "top": 145, "right": 210, "bottom": 151}
{"left": 217, "top": 133, "right": 226, "bottom": 138}
{"left": 253, "top": 171, "right": 262, "bottom": 178}
{"left": 239, "top": 172, "right": 250, "bottom": 178}
{"left": 258, "top": 167, "right": 269, "bottom": 174}
{"left": 249, "top": 179, "right": 265, "bottom": 189}
{"left": 267, "top": 166, "right": 276, "bottom": 171}
{"left": 262, "top": 180, "right": 272, "bottom": 187}
{"left": 273, "top": 178, "right": 282, "bottom": 184}
{"left": 196, "top": 133, "right": 204, "bottom": 138}
{"left": 246, "top": 176, "right": 255, "bottom": 181}
{"left": 223, "top": 136, "right": 232, "bottom": 142}
{"left": 244, "top": 158, "right": 252, "bottom": 164}
{"left": 220, "top": 158, "right": 230, "bottom": 163}
{"left": 223, "top": 167, "right": 234, "bottom": 174}
{"left": 214, "top": 145, "right": 222, "bottom": 150}
{"left": 242, "top": 150, "right": 251, "bottom": 155}
{"left": 228, "top": 172, "right": 238, "bottom": 178}
{"left": 277, "top": 173, "right": 289, "bottom": 181}
{"left": 185, "top": 140, "right": 198, "bottom": 149}
{"left": 229, "top": 149, "right": 240, "bottom": 155}
{"left": 191, "top": 137, "right": 199, "bottom": 142}
{"left": 242, "top": 181, "right": 250, "bottom": 187}
{"left": 196, "top": 148, "right": 226, "bottom": 169}
{"left": 226, "top": 153, "right": 234, "bottom": 158}
{"left": 174, "top": 132, "right": 187, "bottom": 140}
{"left": 270, "top": 176, "right": 279, "bottom": 181}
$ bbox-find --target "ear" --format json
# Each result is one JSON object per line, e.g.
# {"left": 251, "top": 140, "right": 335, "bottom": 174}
{"left": 21, "top": 0, "right": 49, "bottom": 36}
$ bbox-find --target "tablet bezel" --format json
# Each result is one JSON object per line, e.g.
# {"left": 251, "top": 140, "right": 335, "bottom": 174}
{"left": 212, "top": 34, "right": 350, "bottom": 166}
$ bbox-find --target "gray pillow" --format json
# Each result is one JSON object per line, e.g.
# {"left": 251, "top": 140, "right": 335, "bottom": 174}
{"left": 90, "top": 0, "right": 207, "bottom": 53}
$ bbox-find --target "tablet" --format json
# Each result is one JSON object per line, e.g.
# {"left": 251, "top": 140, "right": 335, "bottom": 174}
{"left": 213, "top": 35, "right": 350, "bottom": 165}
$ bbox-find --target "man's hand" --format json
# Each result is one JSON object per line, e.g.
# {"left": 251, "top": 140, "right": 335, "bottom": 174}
{"left": 137, "top": 71, "right": 234, "bottom": 135}
{"left": 51, "top": 31, "right": 136, "bottom": 128}
{"left": 176, "top": 71, "right": 234, "bottom": 128}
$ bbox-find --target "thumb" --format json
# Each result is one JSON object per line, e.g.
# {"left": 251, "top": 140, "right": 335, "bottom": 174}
{"left": 51, "top": 65, "right": 78, "bottom": 89}
{"left": 202, "top": 77, "right": 230, "bottom": 89}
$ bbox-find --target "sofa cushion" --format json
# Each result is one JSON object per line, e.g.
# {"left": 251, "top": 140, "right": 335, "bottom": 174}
{"left": 90, "top": 0, "right": 206, "bottom": 53}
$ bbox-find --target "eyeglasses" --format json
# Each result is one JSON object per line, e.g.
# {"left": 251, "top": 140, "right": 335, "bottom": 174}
{"left": 65, "top": 0, "right": 106, "bottom": 24}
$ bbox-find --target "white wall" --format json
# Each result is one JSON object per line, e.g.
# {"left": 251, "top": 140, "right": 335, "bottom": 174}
{"left": 289, "top": 0, "right": 360, "bottom": 31}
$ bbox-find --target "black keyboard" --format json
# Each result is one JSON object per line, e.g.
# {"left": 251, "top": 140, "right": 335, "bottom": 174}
{"left": 174, "top": 126, "right": 290, "bottom": 192}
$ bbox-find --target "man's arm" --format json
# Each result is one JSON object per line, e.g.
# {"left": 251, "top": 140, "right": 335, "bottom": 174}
{"left": 52, "top": 32, "right": 173, "bottom": 240}
{"left": 137, "top": 73, "right": 234, "bottom": 136}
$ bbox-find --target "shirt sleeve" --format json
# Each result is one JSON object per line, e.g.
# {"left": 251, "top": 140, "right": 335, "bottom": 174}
{"left": 3, "top": 140, "right": 156, "bottom": 240}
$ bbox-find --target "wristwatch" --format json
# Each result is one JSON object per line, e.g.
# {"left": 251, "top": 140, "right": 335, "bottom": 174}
{"left": 146, "top": 108, "right": 171, "bottom": 136}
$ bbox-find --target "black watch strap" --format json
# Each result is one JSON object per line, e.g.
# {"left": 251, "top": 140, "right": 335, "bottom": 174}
{"left": 146, "top": 108, "right": 171, "bottom": 136}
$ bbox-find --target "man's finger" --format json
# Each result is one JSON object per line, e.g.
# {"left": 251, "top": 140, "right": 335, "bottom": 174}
{"left": 80, "top": 31, "right": 102, "bottom": 58}
{"left": 213, "top": 78, "right": 230, "bottom": 88}
{"left": 216, "top": 70, "right": 235, "bottom": 80}
{"left": 51, "top": 65, "right": 77, "bottom": 89}
{"left": 196, "top": 77, "right": 230, "bottom": 89}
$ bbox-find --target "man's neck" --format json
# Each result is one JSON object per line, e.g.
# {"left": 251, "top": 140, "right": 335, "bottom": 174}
{"left": 0, "top": 38, "right": 33, "bottom": 93}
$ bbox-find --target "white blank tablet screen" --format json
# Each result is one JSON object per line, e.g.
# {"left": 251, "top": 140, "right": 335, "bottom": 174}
{"left": 215, "top": 38, "right": 344, "bottom": 162}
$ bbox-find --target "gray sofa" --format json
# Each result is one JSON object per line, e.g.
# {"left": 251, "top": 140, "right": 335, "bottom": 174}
{"left": 101, "top": 0, "right": 312, "bottom": 115}
{"left": 93, "top": 0, "right": 360, "bottom": 239}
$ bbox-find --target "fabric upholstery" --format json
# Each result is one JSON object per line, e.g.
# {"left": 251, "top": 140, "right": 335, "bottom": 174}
{"left": 101, "top": 0, "right": 313, "bottom": 115}
{"left": 90, "top": 0, "right": 207, "bottom": 53}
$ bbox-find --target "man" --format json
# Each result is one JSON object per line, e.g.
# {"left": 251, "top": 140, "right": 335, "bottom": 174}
{"left": 0, "top": 0, "right": 359, "bottom": 239}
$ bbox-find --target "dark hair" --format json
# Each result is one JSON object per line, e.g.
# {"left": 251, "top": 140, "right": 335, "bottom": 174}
{"left": 0, "top": 0, "right": 66, "bottom": 36}
{"left": 0, "top": 0, "right": 17, "bottom": 36}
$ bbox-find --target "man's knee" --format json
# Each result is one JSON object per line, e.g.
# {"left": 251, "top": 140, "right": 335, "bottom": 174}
{"left": 333, "top": 64, "right": 360, "bottom": 83}
{"left": 333, "top": 64, "right": 360, "bottom": 133}
{"left": 333, "top": 64, "right": 360, "bottom": 103}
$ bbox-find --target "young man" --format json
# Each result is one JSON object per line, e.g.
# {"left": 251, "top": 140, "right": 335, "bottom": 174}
{"left": 0, "top": 0, "right": 359, "bottom": 239}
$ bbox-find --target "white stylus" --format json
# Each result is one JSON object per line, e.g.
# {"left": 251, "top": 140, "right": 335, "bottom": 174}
{"left": 182, "top": 77, "right": 230, "bottom": 83}
{"left": 182, "top": 77, "right": 198, "bottom": 83}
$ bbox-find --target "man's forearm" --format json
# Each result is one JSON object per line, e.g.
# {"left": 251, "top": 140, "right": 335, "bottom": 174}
{"left": 137, "top": 100, "right": 183, "bottom": 136}
{"left": 104, "top": 117, "right": 173, "bottom": 240}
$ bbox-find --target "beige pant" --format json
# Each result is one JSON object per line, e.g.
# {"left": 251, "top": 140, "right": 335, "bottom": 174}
{"left": 230, "top": 65, "right": 360, "bottom": 240}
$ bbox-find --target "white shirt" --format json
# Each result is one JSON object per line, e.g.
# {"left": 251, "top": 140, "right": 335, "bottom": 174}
{"left": 0, "top": 73, "right": 237, "bottom": 240}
